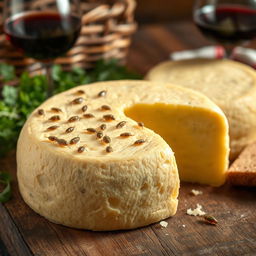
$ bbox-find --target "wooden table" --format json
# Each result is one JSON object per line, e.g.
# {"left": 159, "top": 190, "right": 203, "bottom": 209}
{"left": 1, "top": 21, "right": 256, "bottom": 256}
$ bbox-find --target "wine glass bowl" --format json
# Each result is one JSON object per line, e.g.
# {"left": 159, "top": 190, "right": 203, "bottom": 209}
{"left": 4, "top": 11, "right": 81, "bottom": 61}
{"left": 193, "top": 0, "right": 256, "bottom": 56}
{"left": 3, "top": 0, "right": 82, "bottom": 95}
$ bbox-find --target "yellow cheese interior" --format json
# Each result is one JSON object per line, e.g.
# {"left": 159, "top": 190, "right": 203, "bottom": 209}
{"left": 125, "top": 103, "right": 229, "bottom": 186}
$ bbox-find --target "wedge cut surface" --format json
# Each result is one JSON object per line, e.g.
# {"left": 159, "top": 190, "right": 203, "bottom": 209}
{"left": 125, "top": 103, "right": 229, "bottom": 186}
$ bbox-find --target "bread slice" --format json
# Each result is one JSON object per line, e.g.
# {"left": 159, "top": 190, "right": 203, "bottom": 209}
{"left": 146, "top": 59, "right": 256, "bottom": 160}
{"left": 228, "top": 142, "right": 256, "bottom": 186}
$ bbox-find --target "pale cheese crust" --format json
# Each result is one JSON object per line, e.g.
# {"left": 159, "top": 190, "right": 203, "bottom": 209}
{"left": 17, "top": 80, "right": 228, "bottom": 230}
{"left": 146, "top": 59, "right": 256, "bottom": 160}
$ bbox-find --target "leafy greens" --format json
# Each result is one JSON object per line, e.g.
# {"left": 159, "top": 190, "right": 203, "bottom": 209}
{"left": 0, "top": 172, "right": 11, "bottom": 203}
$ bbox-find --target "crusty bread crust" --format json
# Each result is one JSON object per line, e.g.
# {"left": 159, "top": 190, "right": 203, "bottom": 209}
{"left": 228, "top": 142, "right": 256, "bottom": 186}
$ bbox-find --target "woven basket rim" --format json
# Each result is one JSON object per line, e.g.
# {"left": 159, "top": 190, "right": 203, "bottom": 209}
{"left": 0, "top": 0, "right": 137, "bottom": 73}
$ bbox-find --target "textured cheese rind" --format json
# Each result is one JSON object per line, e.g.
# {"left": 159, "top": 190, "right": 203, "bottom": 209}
{"left": 17, "top": 80, "right": 228, "bottom": 230}
{"left": 18, "top": 124, "right": 179, "bottom": 230}
{"left": 146, "top": 59, "right": 256, "bottom": 160}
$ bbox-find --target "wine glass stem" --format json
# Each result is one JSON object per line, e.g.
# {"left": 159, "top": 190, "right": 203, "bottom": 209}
{"left": 44, "top": 62, "right": 54, "bottom": 97}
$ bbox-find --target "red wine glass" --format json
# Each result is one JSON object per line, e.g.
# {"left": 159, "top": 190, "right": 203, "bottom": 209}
{"left": 193, "top": 0, "right": 256, "bottom": 57}
{"left": 3, "top": 0, "right": 82, "bottom": 96}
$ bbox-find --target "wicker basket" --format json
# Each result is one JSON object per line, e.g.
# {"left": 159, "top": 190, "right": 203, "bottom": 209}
{"left": 0, "top": 0, "right": 137, "bottom": 73}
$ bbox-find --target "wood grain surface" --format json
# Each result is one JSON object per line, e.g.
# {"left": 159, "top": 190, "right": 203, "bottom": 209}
{"left": 135, "top": 0, "right": 194, "bottom": 23}
{"left": 1, "top": 22, "right": 256, "bottom": 256}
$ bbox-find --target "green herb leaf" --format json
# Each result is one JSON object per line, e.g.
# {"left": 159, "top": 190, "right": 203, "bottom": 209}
{"left": 0, "top": 63, "right": 16, "bottom": 82}
{"left": 0, "top": 172, "right": 11, "bottom": 203}
{"left": 2, "top": 85, "right": 18, "bottom": 107}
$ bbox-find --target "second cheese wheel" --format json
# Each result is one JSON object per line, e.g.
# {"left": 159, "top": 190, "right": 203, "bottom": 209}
{"left": 146, "top": 59, "right": 256, "bottom": 160}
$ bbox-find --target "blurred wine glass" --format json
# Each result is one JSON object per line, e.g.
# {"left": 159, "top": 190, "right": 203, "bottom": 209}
{"left": 193, "top": 0, "right": 256, "bottom": 57}
{"left": 3, "top": 0, "right": 82, "bottom": 96}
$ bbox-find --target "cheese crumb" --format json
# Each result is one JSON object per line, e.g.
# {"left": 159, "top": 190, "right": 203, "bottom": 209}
{"left": 159, "top": 221, "right": 168, "bottom": 228}
{"left": 191, "top": 189, "right": 203, "bottom": 196}
{"left": 186, "top": 204, "right": 206, "bottom": 216}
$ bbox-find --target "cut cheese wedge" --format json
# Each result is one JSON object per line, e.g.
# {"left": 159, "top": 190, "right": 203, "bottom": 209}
{"left": 17, "top": 80, "right": 229, "bottom": 231}
{"left": 146, "top": 59, "right": 256, "bottom": 160}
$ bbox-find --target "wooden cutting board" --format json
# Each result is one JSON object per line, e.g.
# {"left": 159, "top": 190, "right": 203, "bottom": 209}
{"left": 1, "top": 151, "right": 256, "bottom": 256}
{"left": 1, "top": 22, "right": 256, "bottom": 256}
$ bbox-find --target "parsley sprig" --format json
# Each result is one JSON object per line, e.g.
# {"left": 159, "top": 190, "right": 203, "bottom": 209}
{"left": 0, "top": 172, "right": 11, "bottom": 203}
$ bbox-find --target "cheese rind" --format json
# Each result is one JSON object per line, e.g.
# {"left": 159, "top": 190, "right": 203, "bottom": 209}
{"left": 18, "top": 126, "right": 178, "bottom": 230}
{"left": 17, "top": 80, "right": 229, "bottom": 230}
{"left": 146, "top": 59, "right": 256, "bottom": 160}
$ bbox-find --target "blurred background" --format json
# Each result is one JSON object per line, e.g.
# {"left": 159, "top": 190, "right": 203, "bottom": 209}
{"left": 136, "top": 0, "right": 194, "bottom": 23}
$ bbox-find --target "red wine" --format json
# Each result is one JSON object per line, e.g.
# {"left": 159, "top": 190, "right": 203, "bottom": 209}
{"left": 4, "top": 11, "right": 81, "bottom": 60}
{"left": 194, "top": 5, "right": 256, "bottom": 44}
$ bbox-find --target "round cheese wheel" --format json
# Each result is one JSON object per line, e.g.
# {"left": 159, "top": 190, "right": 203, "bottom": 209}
{"left": 146, "top": 59, "right": 256, "bottom": 160}
{"left": 17, "top": 80, "right": 229, "bottom": 230}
